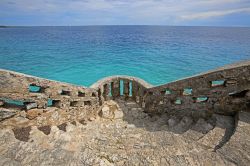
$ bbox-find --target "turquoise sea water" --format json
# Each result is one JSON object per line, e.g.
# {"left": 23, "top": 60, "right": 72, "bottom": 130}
{"left": 0, "top": 26, "right": 250, "bottom": 87}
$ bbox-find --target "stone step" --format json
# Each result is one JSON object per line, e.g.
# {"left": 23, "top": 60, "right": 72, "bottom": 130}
{"left": 197, "top": 115, "right": 234, "bottom": 150}
{"left": 125, "top": 101, "right": 141, "bottom": 109}
{"left": 217, "top": 112, "right": 250, "bottom": 166}
{"left": 182, "top": 118, "right": 214, "bottom": 141}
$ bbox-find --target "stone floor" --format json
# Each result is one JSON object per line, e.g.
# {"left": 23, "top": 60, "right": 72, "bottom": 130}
{"left": 0, "top": 100, "right": 250, "bottom": 166}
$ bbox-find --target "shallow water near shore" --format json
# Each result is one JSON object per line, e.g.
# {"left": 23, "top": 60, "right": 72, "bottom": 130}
{"left": 0, "top": 26, "right": 250, "bottom": 86}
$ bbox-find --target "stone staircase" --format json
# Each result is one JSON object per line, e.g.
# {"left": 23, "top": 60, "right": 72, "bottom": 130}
{"left": 0, "top": 100, "right": 248, "bottom": 166}
{"left": 216, "top": 112, "right": 250, "bottom": 165}
{"left": 0, "top": 60, "right": 250, "bottom": 165}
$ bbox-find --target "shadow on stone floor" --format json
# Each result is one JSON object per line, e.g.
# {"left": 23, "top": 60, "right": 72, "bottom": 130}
{"left": 0, "top": 98, "right": 244, "bottom": 151}
{"left": 110, "top": 99, "right": 238, "bottom": 150}
{"left": 113, "top": 99, "right": 232, "bottom": 131}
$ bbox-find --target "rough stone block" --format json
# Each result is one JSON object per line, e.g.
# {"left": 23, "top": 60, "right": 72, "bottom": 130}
{"left": 0, "top": 100, "right": 4, "bottom": 106}
{"left": 25, "top": 102, "right": 38, "bottom": 110}
{"left": 0, "top": 108, "right": 16, "bottom": 121}
{"left": 26, "top": 109, "right": 43, "bottom": 120}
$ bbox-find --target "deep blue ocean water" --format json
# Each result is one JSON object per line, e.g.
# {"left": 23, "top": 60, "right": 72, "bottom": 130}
{"left": 0, "top": 26, "right": 250, "bottom": 87}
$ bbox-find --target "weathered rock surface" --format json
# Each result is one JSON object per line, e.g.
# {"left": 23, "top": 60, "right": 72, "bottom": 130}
{"left": 0, "top": 108, "right": 16, "bottom": 121}
{"left": 0, "top": 100, "right": 4, "bottom": 106}
{"left": 217, "top": 112, "right": 250, "bottom": 165}
{"left": 99, "top": 100, "right": 124, "bottom": 119}
{"left": 0, "top": 100, "right": 249, "bottom": 165}
{"left": 25, "top": 102, "right": 37, "bottom": 110}
{"left": 26, "top": 109, "right": 43, "bottom": 120}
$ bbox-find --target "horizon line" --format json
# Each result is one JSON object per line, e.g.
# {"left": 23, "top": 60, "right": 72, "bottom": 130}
{"left": 1, "top": 25, "right": 250, "bottom": 28}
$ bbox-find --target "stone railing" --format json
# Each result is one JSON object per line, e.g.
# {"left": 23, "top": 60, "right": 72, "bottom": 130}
{"left": 144, "top": 60, "right": 250, "bottom": 117}
{"left": 90, "top": 75, "right": 152, "bottom": 107}
{"left": 1, "top": 60, "right": 250, "bottom": 126}
{"left": 0, "top": 70, "right": 99, "bottom": 126}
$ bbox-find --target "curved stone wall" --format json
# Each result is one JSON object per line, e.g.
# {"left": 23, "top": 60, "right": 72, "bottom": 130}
{"left": 1, "top": 60, "right": 250, "bottom": 127}
{"left": 89, "top": 61, "right": 250, "bottom": 118}
{"left": 90, "top": 75, "right": 152, "bottom": 107}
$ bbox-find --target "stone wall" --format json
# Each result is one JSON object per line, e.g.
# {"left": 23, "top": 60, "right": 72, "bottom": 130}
{"left": 1, "top": 60, "right": 250, "bottom": 126}
{"left": 0, "top": 70, "right": 99, "bottom": 126}
{"left": 144, "top": 61, "right": 250, "bottom": 117}
{"left": 89, "top": 61, "right": 250, "bottom": 118}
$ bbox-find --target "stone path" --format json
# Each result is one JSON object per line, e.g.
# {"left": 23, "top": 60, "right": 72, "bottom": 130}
{"left": 0, "top": 100, "right": 250, "bottom": 165}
